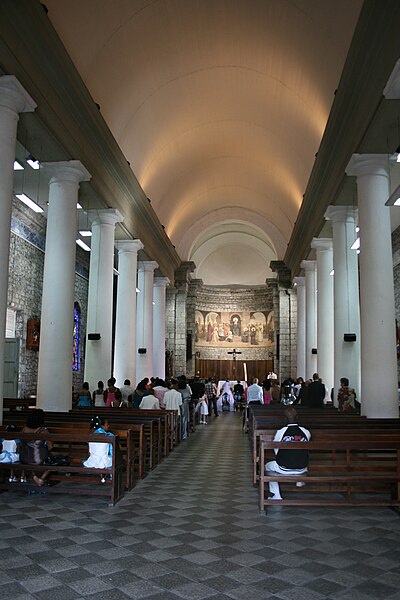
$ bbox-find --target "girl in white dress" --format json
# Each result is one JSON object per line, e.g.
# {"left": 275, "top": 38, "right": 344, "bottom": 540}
{"left": 0, "top": 424, "right": 20, "bottom": 482}
{"left": 199, "top": 394, "right": 209, "bottom": 424}
{"left": 83, "top": 416, "right": 114, "bottom": 481}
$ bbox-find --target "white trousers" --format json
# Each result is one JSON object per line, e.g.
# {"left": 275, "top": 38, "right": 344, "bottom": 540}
{"left": 265, "top": 460, "right": 307, "bottom": 499}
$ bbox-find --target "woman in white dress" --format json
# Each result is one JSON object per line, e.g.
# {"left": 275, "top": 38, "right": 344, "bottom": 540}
{"left": 93, "top": 381, "right": 105, "bottom": 407}
{"left": 83, "top": 416, "right": 114, "bottom": 474}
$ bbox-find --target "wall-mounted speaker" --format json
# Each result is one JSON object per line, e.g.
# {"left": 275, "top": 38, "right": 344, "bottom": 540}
{"left": 88, "top": 333, "right": 101, "bottom": 340}
{"left": 138, "top": 348, "right": 147, "bottom": 354}
{"left": 311, "top": 348, "right": 317, "bottom": 355}
{"left": 344, "top": 333, "right": 356, "bottom": 342}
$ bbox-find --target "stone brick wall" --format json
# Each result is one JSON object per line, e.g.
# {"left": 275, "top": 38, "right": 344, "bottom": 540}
{"left": 392, "top": 226, "right": 400, "bottom": 380}
{"left": 7, "top": 200, "right": 89, "bottom": 397}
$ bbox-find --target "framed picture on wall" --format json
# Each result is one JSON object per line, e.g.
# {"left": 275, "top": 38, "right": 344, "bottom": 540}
{"left": 27, "top": 318, "right": 40, "bottom": 351}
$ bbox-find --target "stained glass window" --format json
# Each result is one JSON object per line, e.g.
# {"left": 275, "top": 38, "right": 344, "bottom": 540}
{"left": 73, "top": 303, "right": 80, "bottom": 371}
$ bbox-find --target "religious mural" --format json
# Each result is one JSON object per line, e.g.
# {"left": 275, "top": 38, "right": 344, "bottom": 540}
{"left": 194, "top": 310, "right": 274, "bottom": 348}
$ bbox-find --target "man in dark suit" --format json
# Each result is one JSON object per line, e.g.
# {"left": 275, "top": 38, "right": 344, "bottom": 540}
{"left": 305, "top": 373, "right": 325, "bottom": 407}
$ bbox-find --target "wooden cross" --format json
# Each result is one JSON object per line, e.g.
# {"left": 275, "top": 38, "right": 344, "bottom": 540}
{"left": 227, "top": 348, "right": 242, "bottom": 379}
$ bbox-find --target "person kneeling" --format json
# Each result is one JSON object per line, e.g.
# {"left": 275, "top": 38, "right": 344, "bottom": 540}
{"left": 266, "top": 407, "right": 311, "bottom": 500}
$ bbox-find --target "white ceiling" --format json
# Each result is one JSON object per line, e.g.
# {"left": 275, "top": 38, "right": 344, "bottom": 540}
{"left": 45, "top": 0, "right": 363, "bottom": 284}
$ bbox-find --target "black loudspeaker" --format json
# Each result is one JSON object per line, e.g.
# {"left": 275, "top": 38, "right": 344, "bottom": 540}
{"left": 138, "top": 348, "right": 147, "bottom": 354}
{"left": 186, "top": 333, "right": 192, "bottom": 360}
{"left": 311, "top": 348, "right": 318, "bottom": 355}
{"left": 88, "top": 333, "right": 101, "bottom": 340}
{"left": 344, "top": 333, "right": 357, "bottom": 342}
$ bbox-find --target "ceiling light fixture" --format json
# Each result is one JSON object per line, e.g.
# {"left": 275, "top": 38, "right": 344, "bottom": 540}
{"left": 330, "top": 269, "right": 334, "bottom": 276}
{"left": 386, "top": 183, "right": 400, "bottom": 206}
{"left": 77, "top": 203, "right": 82, "bottom": 209}
{"left": 16, "top": 193, "right": 43, "bottom": 213}
{"left": 13, "top": 161, "right": 24, "bottom": 170}
{"left": 351, "top": 238, "right": 360, "bottom": 250}
{"left": 79, "top": 230, "right": 92, "bottom": 237}
{"left": 76, "top": 239, "right": 91, "bottom": 252}
{"left": 136, "top": 287, "right": 141, "bottom": 293}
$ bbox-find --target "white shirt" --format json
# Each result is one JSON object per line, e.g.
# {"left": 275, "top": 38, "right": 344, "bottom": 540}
{"left": 139, "top": 396, "right": 160, "bottom": 410}
{"left": 163, "top": 389, "right": 183, "bottom": 412}
{"left": 247, "top": 383, "right": 263, "bottom": 403}
{"left": 120, "top": 385, "right": 135, "bottom": 403}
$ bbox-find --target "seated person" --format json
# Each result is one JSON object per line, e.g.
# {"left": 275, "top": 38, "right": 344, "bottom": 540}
{"left": 266, "top": 407, "right": 311, "bottom": 500}
{"left": 20, "top": 409, "right": 53, "bottom": 486}
{"left": 83, "top": 416, "right": 114, "bottom": 478}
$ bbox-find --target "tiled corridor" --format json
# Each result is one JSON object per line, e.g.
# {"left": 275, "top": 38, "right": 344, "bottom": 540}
{"left": 1, "top": 412, "right": 400, "bottom": 600}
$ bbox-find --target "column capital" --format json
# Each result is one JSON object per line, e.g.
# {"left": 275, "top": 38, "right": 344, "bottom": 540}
{"left": 175, "top": 261, "right": 196, "bottom": 286}
{"left": 116, "top": 239, "right": 144, "bottom": 254}
{"left": 138, "top": 260, "right": 159, "bottom": 273}
{"left": 300, "top": 260, "right": 316, "bottom": 272}
{"left": 0, "top": 75, "right": 36, "bottom": 114}
{"left": 270, "top": 260, "right": 291, "bottom": 288}
{"left": 87, "top": 208, "right": 123, "bottom": 227}
{"left": 383, "top": 59, "right": 400, "bottom": 98}
{"left": 154, "top": 277, "right": 170, "bottom": 288}
{"left": 325, "top": 205, "right": 357, "bottom": 224}
{"left": 346, "top": 154, "right": 389, "bottom": 178}
{"left": 42, "top": 160, "right": 91, "bottom": 185}
{"left": 293, "top": 276, "right": 305, "bottom": 288}
{"left": 311, "top": 238, "right": 333, "bottom": 252}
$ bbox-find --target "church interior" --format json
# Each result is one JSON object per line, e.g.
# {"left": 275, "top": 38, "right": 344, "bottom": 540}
{"left": 1, "top": 1, "right": 400, "bottom": 599}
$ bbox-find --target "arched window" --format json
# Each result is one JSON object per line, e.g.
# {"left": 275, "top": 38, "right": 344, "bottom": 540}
{"left": 73, "top": 302, "right": 81, "bottom": 371}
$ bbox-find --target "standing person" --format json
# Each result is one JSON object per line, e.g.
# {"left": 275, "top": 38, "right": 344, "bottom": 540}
{"left": 205, "top": 377, "right": 218, "bottom": 416}
{"left": 20, "top": 409, "right": 53, "bottom": 487}
{"left": 93, "top": 381, "right": 105, "bottom": 407}
{"left": 337, "top": 377, "right": 356, "bottom": 412}
{"left": 133, "top": 379, "right": 149, "bottom": 409}
{"left": 77, "top": 382, "right": 92, "bottom": 407}
{"left": 246, "top": 378, "right": 264, "bottom": 405}
{"left": 120, "top": 379, "right": 135, "bottom": 405}
{"left": 178, "top": 378, "right": 191, "bottom": 439}
{"left": 163, "top": 379, "right": 183, "bottom": 413}
{"left": 270, "top": 380, "right": 281, "bottom": 404}
{"left": 104, "top": 378, "right": 120, "bottom": 407}
{"left": 305, "top": 373, "right": 326, "bottom": 407}
{"left": 266, "top": 407, "right": 311, "bottom": 500}
{"left": 153, "top": 378, "right": 169, "bottom": 408}
{"left": 219, "top": 379, "right": 234, "bottom": 410}
{"left": 198, "top": 394, "right": 209, "bottom": 424}
{"left": 262, "top": 379, "right": 272, "bottom": 405}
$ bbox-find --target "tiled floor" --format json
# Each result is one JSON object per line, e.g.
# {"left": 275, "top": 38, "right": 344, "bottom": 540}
{"left": 1, "top": 412, "right": 400, "bottom": 600}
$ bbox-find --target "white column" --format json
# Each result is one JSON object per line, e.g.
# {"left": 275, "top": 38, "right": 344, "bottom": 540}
{"left": 347, "top": 154, "right": 398, "bottom": 417}
{"left": 0, "top": 76, "right": 36, "bottom": 420}
{"left": 300, "top": 260, "right": 317, "bottom": 379}
{"left": 293, "top": 277, "right": 306, "bottom": 379}
{"left": 113, "top": 239, "right": 144, "bottom": 388}
{"left": 153, "top": 277, "right": 170, "bottom": 380}
{"left": 136, "top": 261, "right": 158, "bottom": 382}
{"left": 325, "top": 206, "right": 360, "bottom": 407}
{"left": 84, "top": 209, "right": 123, "bottom": 388}
{"left": 311, "top": 238, "right": 334, "bottom": 399}
{"left": 37, "top": 161, "right": 91, "bottom": 411}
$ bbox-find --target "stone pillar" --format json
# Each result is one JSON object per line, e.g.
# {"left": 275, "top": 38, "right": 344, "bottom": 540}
{"left": 293, "top": 277, "right": 306, "bottom": 379}
{"left": 153, "top": 277, "right": 170, "bottom": 380}
{"left": 113, "top": 239, "right": 143, "bottom": 387}
{"left": 136, "top": 261, "right": 158, "bottom": 382}
{"left": 165, "top": 287, "right": 177, "bottom": 378}
{"left": 37, "top": 161, "right": 91, "bottom": 411}
{"left": 84, "top": 209, "right": 123, "bottom": 388}
{"left": 0, "top": 76, "right": 36, "bottom": 420}
{"left": 311, "top": 238, "right": 334, "bottom": 398}
{"left": 270, "top": 261, "right": 295, "bottom": 380}
{"left": 187, "top": 279, "right": 203, "bottom": 378}
{"left": 325, "top": 206, "right": 360, "bottom": 406}
{"left": 173, "top": 262, "right": 195, "bottom": 377}
{"left": 300, "top": 260, "right": 317, "bottom": 379}
{"left": 347, "top": 154, "right": 398, "bottom": 417}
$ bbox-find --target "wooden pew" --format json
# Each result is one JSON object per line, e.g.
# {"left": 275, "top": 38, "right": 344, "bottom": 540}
{"left": 259, "top": 437, "right": 400, "bottom": 512}
{"left": 0, "top": 431, "right": 124, "bottom": 505}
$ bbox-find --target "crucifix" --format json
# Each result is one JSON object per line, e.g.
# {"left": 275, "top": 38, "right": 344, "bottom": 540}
{"left": 227, "top": 348, "right": 242, "bottom": 380}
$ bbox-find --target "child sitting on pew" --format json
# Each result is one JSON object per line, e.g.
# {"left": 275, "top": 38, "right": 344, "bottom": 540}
{"left": 0, "top": 424, "right": 20, "bottom": 482}
{"left": 83, "top": 416, "right": 114, "bottom": 482}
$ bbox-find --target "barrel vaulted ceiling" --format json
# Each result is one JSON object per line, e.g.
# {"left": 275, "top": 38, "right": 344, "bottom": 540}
{"left": 45, "top": 0, "right": 362, "bottom": 285}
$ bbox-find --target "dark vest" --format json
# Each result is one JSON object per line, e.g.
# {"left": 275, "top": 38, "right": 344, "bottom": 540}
{"left": 276, "top": 424, "right": 309, "bottom": 470}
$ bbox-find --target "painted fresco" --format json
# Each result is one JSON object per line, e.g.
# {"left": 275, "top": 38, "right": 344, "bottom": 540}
{"left": 195, "top": 310, "right": 274, "bottom": 348}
